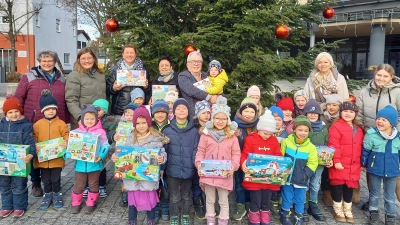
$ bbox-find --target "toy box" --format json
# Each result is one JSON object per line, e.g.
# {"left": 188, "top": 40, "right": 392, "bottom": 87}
{"left": 66, "top": 130, "right": 101, "bottom": 162}
{"left": 199, "top": 160, "right": 232, "bottom": 178}
{"left": 244, "top": 153, "right": 293, "bottom": 185}
{"left": 152, "top": 85, "right": 178, "bottom": 101}
{"left": 115, "top": 122, "right": 133, "bottom": 146}
{"left": 37, "top": 138, "right": 65, "bottom": 162}
{"left": 193, "top": 78, "right": 211, "bottom": 91}
{"left": 113, "top": 146, "right": 161, "bottom": 181}
{"left": 316, "top": 146, "right": 335, "bottom": 165}
{"left": 0, "top": 143, "right": 31, "bottom": 177}
{"left": 116, "top": 70, "right": 146, "bottom": 86}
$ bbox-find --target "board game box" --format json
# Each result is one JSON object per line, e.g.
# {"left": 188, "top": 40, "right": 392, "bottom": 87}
{"left": 116, "top": 70, "right": 146, "bottom": 86}
{"left": 199, "top": 160, "right": 232, "bottom": 178}
{"left": 37, "top": 137, "right": 65, "bottom": 162}
{"left": 0, "top": 143, "right": 31, "bottom": 177}
{"left": 152, "top": 85, "right": 178, "bottom": 101}
{"left": 66, "top": 130, "right": 101, "bottom": 162}
{"left": 316, "top": 145, "right": 335, "bottom": 165}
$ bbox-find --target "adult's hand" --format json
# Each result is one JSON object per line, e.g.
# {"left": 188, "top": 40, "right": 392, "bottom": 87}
{"left": 209, "top": 95, "right": 218, "bottom": 104}
{"left": 144, "top": 79, "right": 149, "bottom": 89}
{"left": 113, "top": 81, "right": 125, "bottom": 91}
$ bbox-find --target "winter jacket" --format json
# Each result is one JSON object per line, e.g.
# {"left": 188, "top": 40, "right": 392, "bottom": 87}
{"left": 0, "top": 117, "right": 36, "bottom": 157}
{"left": 65, "top": 69, "right": 106, "bottom": 129}
{"left": 152, "top": 120, "right": 170, "bottom": 133}
{"left": 328, "top": 118, "right": 364, "bottom": 183}
{"left": 234, "top": 113, "right": 259, "bottom": 150}
{"left": 308, "top": 125, "right": 328, "bottom": 146}
{"left": 14, "top": 66, "right": 69, "bottom": 123}
{"left": 206, "top": 70, "right": 228, "bottom": 95}
{"left": 106, "top": 58, "right": 150, "bottom": 116}
{"left": 33, "top": 117, "right": 69, "bottom": 169}
{"left": 240, "top": 132, "right": 282, "bottom": 191}
{"left": 195, "top": 129, "right": 241, "bottom": 191}
{"left": 357, "top": 77, "right": 400, "bottom": 130}
{"left": 100, "top": 115, "right": 118, "bottom": 145}
{"left": 281, "top": 134, "right": 318, "bottom": 187}
{"left": 163, "top": 119, "right": 199, "bottom": 179}
{"left": 152, "top": 71, "right": 181, "bottom": 96}
{"left": 178, "top": 70, "right": 209, "bottom": 116}
{"left": 361, "top": 128, "right": 400, "bottom": 178}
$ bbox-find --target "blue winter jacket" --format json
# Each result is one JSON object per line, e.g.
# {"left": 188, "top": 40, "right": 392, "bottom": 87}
{"left": 361, "top": 128, "right": 400, "bottom": 178}
{"left": 163, "top": 118, "right": 199, "bottom": 179}
{"left": 0, "top": 117, "right": 36, "bottom": 156}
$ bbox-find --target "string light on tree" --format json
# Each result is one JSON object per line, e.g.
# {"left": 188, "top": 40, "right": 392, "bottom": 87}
{"left": 275, "top": 24, "right": 290, "bottom": 39}
{"left": 323, "top": 7, "right": 335, "bottom": 19}
{"left": 184, "top": 45, "right": 197, "bottom": 57}
{"left": 105, "top": 18, "right": 119, "bottom": 32}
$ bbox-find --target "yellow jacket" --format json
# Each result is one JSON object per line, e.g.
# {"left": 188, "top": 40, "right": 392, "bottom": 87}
{"left": 206, "top": 69, "right": 228, "bottom": 95}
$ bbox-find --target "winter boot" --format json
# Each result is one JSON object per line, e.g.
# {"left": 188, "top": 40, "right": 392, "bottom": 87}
{"left": 343, "top": 202, "right": 354, "bottom": 223}
{"left": 128, "top": 220, "right": 138, "bottom": 225}
{"left": 70, "top": 191, "right": 83, "bottom": 214}
{"left": 53, "top": 192, "right": 63, "bottom": 209}
{"left": 332, "top": 200, "right": 346, "bottom": 222}
{"left": 248, "top": 210, "right": 261, "bottom": 225}
{"left": 39, "top": 193, "right": 53, "bottom": 210}
{"left": 385, "top": 215, "right": 396, "bottom": 225}
{"left": 369, "top": 210, "right": 380, "bottom": 225}
{"left": 84, "top": 191, "right": 100, "bottom": 214}
{"left": 323, "top": 190, "right": 333, "bottom": 206}
{"left": 232, "top": 203, "right": 247, "bottom": 221}
{"left": 120, "top": 190, "right": 128, "bottom": 207}
{"left": 206, "top": 214, "right": 216, "bottom": 225}
{"left": 193, "top": 198, "right": 206, "bottom": 220}
{"left": 31, "top": 182, "right": 44, "bottom": 197}
{"left": 307, "top": 201, "right": 325, "bottom": 221}
{"left": 170, "top": 216, "right": 179, "bottom": 225}
{"left": 362, "top": 201, "right": 370, "bottom": 211}
{"left": 280, "top": 209, "right": 293, "bottom": 225}
{"left": 302, "top": 202, "right": 309, "bottom": 222}
{"left": 352, "top": 185, "right": 360, "bottom": 204}
{"left": 270, "top": 200, "right": 280, "bottom": 216}
{"left": 218, "top": 217, "right": 229, "bottom": 225}
{"left": 146, "top": 219, "right": 156, "bottom": 225}
{"left": 180, "top": 214, "right": 190, "bottom": 225}
{"left": 294, "top": 213, "right": 303, "bottom": 225}
{"left": 260, "top": 210, "right": 271, "bottom": 225}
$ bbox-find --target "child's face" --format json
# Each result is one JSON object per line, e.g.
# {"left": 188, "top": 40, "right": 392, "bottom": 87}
{"left": 133, "top": 97, "right": 144, "bottom": 106}
{"left": 83, "top": 113, "right": 97, "bottom": 128}
{"left": 175, "top": 105, "right": 188, "bottom": 120}
{"left": 167, "top": 101, "right": 174, "bottom": 114}
{"left": 209, "top": 67, "right": 220, "bottom": 77}
{"left": 135, "top": 117, "right": 149, "bottom": 135}
{"left": 258, "top": 130, "right": 273, "bottom": 140}
{"left": 241, "top": 108, "right": 256, "bottom": 120}
{"left": 274, "top": 116, "right": 283, "bottom": 129}
{"left": 97, "top": 108, "right": 105, "bottom": 118}
{"left": 213, "top": 113, "right": 228, "bottom": 130}
{"left": 294, "top": 125, "right": 309, "bottom": 140}
{"left": 283, "top": 110, "right": 293, "bottom": 119}
{"left": 249, "top": 95, "right": 260, "bottom": 104}
{"left": 43, "top": 107, "right": 57, "bottom": 118}
{"left": 340, "top": 110, "right": 356, "bottom": 123}
{"left": 295, "top": 96, "right": 307, "bottom": 109}
{"left": 154, "top": 112, "right": 167, "bottom": 124}
{"left": 6, "top": 109, "right": 21, "bottom": 122}
{"left": 327, "top": 103, "right": 340, "bottom": 115}
{"left": 199, "top": 111, "right": 211, "bottom": 123}
{"left": 306, "top": 113, "right": 319, "bottom": 122}
{"left": 124, "top": 109, "right": 134, "bottom": 122}
{"left": 376, "top": 117, "right": 392, "bottom": 132}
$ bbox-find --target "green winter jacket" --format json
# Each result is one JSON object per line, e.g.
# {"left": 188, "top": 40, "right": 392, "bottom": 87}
{"left": 308, "top": 125, "right": 328, "bottom": 146}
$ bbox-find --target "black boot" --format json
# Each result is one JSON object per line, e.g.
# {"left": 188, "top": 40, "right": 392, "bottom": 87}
{"left": 193, "top": 198, "right": 205, "bottom": 220}
{"left": 280, "top": 209, "right": 293, "bottom": 225}
{"left": 307, "top": 201, "right": 325, "bottom": 221}
{"left": 362, "top": 201, "right": 369, "bottom": 211}
{"left": 294, "top": 213, "right": 303, "bottom": 225}
{"left": 385, "top": 214, "right": 396, "bottom": 225}
{"left": 369, "top": 210, "right": 380, "bottom": 225}
{"left": 119, "top": 191, "right": 128, "bottom": 207}
{"left": 302, "top": 202, "right": 309, "bottom": 222}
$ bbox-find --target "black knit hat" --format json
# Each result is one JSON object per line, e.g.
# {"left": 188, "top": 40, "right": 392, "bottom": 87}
{"left": 40, "top": 89, "right": 58, "bottom": 113}
{"left": 340, "top": 101, "right": 358, "bottom": 114}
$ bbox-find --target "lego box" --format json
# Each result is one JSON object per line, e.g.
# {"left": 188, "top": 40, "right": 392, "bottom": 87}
{"left": 152, "top": 85, "right": 178, "bottom": 101}
{"left": 193, "top": 78, "right": 211, "bottom": 91}
{"left": 66, "top": 130, "right": 102, "bottom": 162}
{"left": 244, "top": 153, "right": 293, "bottom": 185}
{"left": 0, "top": 143, "right": 31, "bottom": 177}
{"left": 316, "top": 146, "right": 335, "bottom": 165}
{"left": 37, "top": 137, "right": 65, "bottom": 163}
{"left": 115, "top": 122, "right": 133, "bottom": 147}
{"left": 116, "top": 70, "right": 146, "bottom": 86}
{"left": 199, "top": 160, "right": 232, "bottom": 178}
{"left": 113, "top": 146, "right": 161, "bottom": 181}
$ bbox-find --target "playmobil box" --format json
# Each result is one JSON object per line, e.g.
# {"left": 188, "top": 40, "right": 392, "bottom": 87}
{"left": 116, "top": 70, "right": 146, "bottom": 86}
{"left": 152, "top": 85, "right": 178, "bottom": 101}
{"left": 115, "top": 122, "right": 133, "bottom": 146}
{"left": 37, "top": 137, "right": 65, "bottom": 163}
{"left": 0, "top": 143, "right": 31, "bottom": 177}
{"left": 244, "top": 153, "right": 293, "bottom": 185}
{"left": 199, "top": 160, "right": 232, "bottom": 178}
{"left": 66, "top": 130, "right": 101, "bottom": 162}
{"left": 113, "top": 146, "right": 161, "bottom": 181}
{"left": 193, "top": 78, "right": 211, "bottom": 91}
{"left": 316, "top": 146, "right": 335, "bottom": 165}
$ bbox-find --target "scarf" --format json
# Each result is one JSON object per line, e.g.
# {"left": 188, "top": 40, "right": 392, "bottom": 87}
{"left": 378, "top": 128, "right": 398, "bottom": 140}
{"left": 137, "top": 131, "right": 151, "bottom": 144}
{"left": 117, "top": 58, "right": 144, "bottom": 70}
{"left": 310, "top": 119, "right": 323, "bottom": 131}
{"left": 274, "top": 127, "right": 285, "bottom": 137}
{"left": 311, "top": 70, "right": 338, "bottom": 103}
{"left": 157, "top": 70, "right": 175, "bottom": 83}
{"left": 208, "top": 128, "right": 227, "bottom": 144}
{"left": 234, "top": 110, "right": 258, "bottom": 129}
{"left": 323, "top": 110, "right": 338, "bottom": 123}
{"left": 294, "top": 105, "right": 304, "bottom": 118}
{"left": 39, "top": 66, "right": 56, "bottom": 83}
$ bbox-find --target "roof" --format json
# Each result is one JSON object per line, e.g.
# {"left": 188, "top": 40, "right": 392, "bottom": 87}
{"left": 77, "top": 30, "right": 91, "bottom": 41}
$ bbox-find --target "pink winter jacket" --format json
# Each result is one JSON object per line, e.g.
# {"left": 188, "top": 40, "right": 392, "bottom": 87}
{"left": 195, "top": 130, "right": 241, "bottom": 191}
{"left": 76, "top": 120, "right": 108, "bottom": 144}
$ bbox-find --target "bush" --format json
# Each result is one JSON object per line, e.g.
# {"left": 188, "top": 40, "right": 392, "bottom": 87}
{"left": 6, "top": 72, "right": 22, "bottom": 83}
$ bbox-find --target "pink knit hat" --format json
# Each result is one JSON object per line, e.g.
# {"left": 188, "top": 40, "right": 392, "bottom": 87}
{"left": 132, "top": 105, "right": 152, "bottom": 127}
{"left": 247, "top": 85, "right": 261, "bottom": 97}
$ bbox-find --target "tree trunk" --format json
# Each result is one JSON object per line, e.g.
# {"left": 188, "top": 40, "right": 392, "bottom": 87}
{"left": 7, "top": 1, "right": 16, "bottom": 74}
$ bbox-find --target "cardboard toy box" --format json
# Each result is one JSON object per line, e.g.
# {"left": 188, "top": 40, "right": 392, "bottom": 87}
{"left": 152, "top": 85, "right": 177, "bottom": 101}
{"left": 316, "top": 146, "right": 335, "bottom": 165}
{"left": 37, "top": 137, "right": 65, "bottom": 163}
{"left": 66, "top": 130, "right": 101, "bottom": 162}
{"left": 0, "top": 143, "right": 31, "bottom": 177}
{"left": 193, "top": 78, "right": 211, "bottom": 91}
{"left": 116, "top": 70, "right": 146, "bottom": 86}
{"left": 244, "top": 153, "right": 293, "bottom": 185}
{"left": 113, "top": 146, "right": 161, "bottom": 181}
{"left": 115, "top": 122, "right": 133, "bottom": 147}
{"left": 199, "top": 160, "right": 232, "bottom": 178}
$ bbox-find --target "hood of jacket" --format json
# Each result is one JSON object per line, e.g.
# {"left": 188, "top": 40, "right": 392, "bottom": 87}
{"left": 309, "top": 67, "right": 340, "bottom": 80}
{"left": 77, "top": 119, "right": 103, "bottom": 132}
{"left": 169, "top": 117, "right": 195, "bottom": 133}
{"left": 30, "top": 66, "right": 63, "bottom": 82}
{"left": 367, "top": 76, "right": 400, "bottom": 94}
{"left": 212, "top": 69, "right": 228, "bottom": 82}
{"left": 1, "top": 116, "right": 29, "bottom": 125}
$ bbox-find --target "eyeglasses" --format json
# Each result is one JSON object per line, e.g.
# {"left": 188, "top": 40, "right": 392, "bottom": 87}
{"left": 188, "top": 60, "right": 202, "bottom": 65}
{"left": 80, "top": 57, "right": 94, "bottom": 62}
{"left": 214, "top": 118, "right": 228, "bottom": 122}
{"left": 41, "top": 60, "right": 54, "bottom": 64}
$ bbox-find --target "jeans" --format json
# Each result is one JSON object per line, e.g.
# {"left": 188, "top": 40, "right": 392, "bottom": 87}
{"left": 167, "top": 176, "right": 192, "bottom": 216}
{"left": 369, "top": 173, "right": 397, "bottom": 216}
{"left": 0, "top": 176, "right": 28, "bottom": 210}
{"left": 307, "top": 165, "right": 324, "bottom": 202}
{"left": 281, "top": 184, "right": 307, "bottom": 214}
{"left": 41, "top": 168, "right": 62, "bottom": 193}
{"left": 234, "top": 169, "right": 250, "bottom": 204}
{"left": 129, "top": 205, "right": 156, "bottom": 220}
{"left": 320, "top": 167, "right": 330, "bottom": 191}
{"left": 30, "top": 161, "right": 41, "bottom": 184}
{"left": 249, "top": 189, "right": 272, "bottom": 212}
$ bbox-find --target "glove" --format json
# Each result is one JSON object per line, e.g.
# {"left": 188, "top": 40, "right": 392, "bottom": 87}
{"left": 99, "top": 143, "right": 111, "bottom": 160}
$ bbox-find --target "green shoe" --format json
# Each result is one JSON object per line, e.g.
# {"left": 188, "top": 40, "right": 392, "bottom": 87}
{"left": 180, "top": 214, "right": 190, "bottom": 225}
{"left": 170, "top": 216, "right": 179, "bottom": 225}
{"left": 232, "top": 203, "right": 247, "bottom": 221}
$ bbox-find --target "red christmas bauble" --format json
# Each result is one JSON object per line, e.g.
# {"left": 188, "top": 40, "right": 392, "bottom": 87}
{"left": 349, "top": 94, "right": 356, "bottom": 103}
{"left": 105, "top": 18, "right": 119, "bottom": 32}
{"left": 323, "top": 7, "right": 335, "bottom": 19}
{"left": 184, "top": 45, "right": 197, "bottom": 57}
{"left": 275, "top": 25, "right": 290, "bottom": 39}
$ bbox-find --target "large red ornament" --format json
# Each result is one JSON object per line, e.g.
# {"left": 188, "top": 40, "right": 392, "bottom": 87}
{"left": 349, "top": 94, "right": 356, "bottom": 103}
{"left": 323, "top": 7, "right": 335, "bottom": 19}
{"left": 105, "top": 18, "right": 119, "bottom": 32}
{"left": 275, "top": 25, "right": 290, "bottom": 39}
{"left": 184, "top": 45, "right": 197, "bottom": 57}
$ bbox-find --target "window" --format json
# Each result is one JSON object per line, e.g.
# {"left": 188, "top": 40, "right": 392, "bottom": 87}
{"left": 77, "top": 41, "right": 87, "bottom": 49}
{"left": 56, "top": 19, "right": 61, "bottom": 32}
{"left": 64, "top": 53, "right": 70, "bottom": 64}
{"left": 35, "top": 13, "right": 40, "bottom": 27}
{"left": 1, "top": 16, "right": 9, "bottom": 24}
{"left": 82, "top": 42, "right": 86, "bottom": 48}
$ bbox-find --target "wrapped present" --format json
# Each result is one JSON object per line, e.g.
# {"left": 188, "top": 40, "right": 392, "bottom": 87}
{"left": 193, "top": 78, "right": 211, "bottom": 91}
{"left": 152, "top": 85, "right": 177, "bottom": 101}
{"left": 116, "top": 70, "right": 146, "bottom": 86}
{"left": 0, "top": 143, "right": 31, "bottom": 177}
{"left": 66, "top": 130, "right": 101, "bottom": 162}
{"left": 115, "top": 122, "right": 133, "bottom": 146}
{"left": 37, "top": 138, "right": 65, "bottom": 163}
{"left": 244, "top": 153, "right": 293, "bottom": 185}
{"left": 199, "top": 160, "right": 232, "bottom": 178}
{"left": 316, "top": 146, "right": 335, "bottom": 165}
{"left": 113, "top": 146, "right": 161, "bottom": 181}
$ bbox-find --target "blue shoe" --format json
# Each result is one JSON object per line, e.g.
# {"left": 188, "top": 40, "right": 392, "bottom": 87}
{"left": 99, "top": 186, "right": 107, "bottom": 198}
{"left": 83, "top": 187, "right": 89, "bottom": 197}
{"left": 40, "top": 193, "right": 53, "bottom": 210}
{"left": 53, "top": 192, "right": 63, "bottom": 209}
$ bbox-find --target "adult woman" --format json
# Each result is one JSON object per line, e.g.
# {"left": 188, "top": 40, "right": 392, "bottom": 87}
{"left": 304, "top": 52, "right": 349, "bottom": 105}
{"left": 106, "top": 44, "right": 150, "bottom": 118}
{"left": 65, "top": 47, "right": 106, "bottom": 129}
{"left": 152, "top": 56, "right": 180, "bottom": 90}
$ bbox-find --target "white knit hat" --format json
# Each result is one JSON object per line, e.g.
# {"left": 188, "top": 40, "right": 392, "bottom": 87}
{"left": 247, "top": 85, "right": 261, "bottom": 97}
{"left": 205, "top": 96, "right": 238, "bottom": 130}
{"left": 257, "top": 110, "right": 276, "bottom": 132}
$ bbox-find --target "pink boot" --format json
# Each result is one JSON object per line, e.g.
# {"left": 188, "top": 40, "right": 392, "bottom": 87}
{"left": 217, "top": 217, "right": 229, "bottom": 225}
{"left": 248, "top": 210, "right": 261, "bottom": 225}
{"left": 260, "top": 210, "right": 271, "bottom": 225}
{"left": 70, "top": 191, "right": 83, "bottom": 214}
{"left": 206, "top": 214, "right": 215, "bottom": 225}
{"left": 84, "top": 191, "right": 99, "bottom": 214}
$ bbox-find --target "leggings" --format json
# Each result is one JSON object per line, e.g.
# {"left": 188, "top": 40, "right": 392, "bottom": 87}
{"left": 330, "top": 184, "right": 353, "bottom": 203}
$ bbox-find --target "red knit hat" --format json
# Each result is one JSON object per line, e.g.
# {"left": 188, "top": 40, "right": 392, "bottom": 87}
{"left": 275, "top": 93, "right": 294, "bottom": 112}
{"left": 3, "top": 94, "right": 23, "bottom": 115}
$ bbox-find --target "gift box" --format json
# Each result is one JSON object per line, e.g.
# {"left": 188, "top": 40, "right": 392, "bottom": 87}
{"left": 37, "top": 137, "right": 65, "bottom": 163}
{"left": 199, "top": 160, "right": 232, "bottom": 178}
{"left": 115, "top": 122, "right": 133, "bottom": 146}
{"left": 316, "top": 146, "right": 335, "bottom": 165}
{"left": 116, "top": 70, "right": 146, "bottom": 86}
{"left": 66, "top": 130, "right": 101, "bottom": 162}
{"left": 113, "top": 146, "right": 161, "bottom": 181}
{"left": 244, "top": 153, "right": 293, "bottom": 185}
{"left": 0, "top": 143, "right": 31, "bottom": 177}
{"left": 152, "top": 85, "right": 177, "bottom": 101}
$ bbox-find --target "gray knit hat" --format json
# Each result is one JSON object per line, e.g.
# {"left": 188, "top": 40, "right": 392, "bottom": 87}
{"left": 303, "top": 99, "right": 322, "bottom": 115}
{"left": 205, "top": 96, "right": 238, "bottom": 130}
{"left": 208, "top": 60, "right": 222, "bottom": 73}
{"left": 195, "top": 100, "right": 211, "bottom": 118}
{"left": 81, "top": 104, "right": 99, "bottom": 126}
{"left": 257, "top": 110, "right": 276, "bottom": 132}
{"left": 325, "top": 94, "right": 343, "bottom": 105}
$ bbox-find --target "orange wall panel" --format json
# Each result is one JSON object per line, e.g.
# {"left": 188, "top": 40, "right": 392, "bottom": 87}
{"left": 0, "top": 34, "right": 35, "bottom": 74}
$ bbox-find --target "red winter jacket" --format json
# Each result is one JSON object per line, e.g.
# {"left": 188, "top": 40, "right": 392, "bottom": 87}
{"left": 240, "top": 132, "right": 282, "bottom": 191}
{"left": 328, "top": 118, "right": 364, "bottom": 187}
{"left": 14, "top": 67, "right": 69, "bottom": 123}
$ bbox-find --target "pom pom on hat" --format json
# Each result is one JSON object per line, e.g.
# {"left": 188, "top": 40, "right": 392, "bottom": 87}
{"left": 376, "top": 105, "right": 398, "bottom": 127}
{"left": 257, "top": 110, "right": 277, "bottom": 132}
{"left": 40, "top": 89, "right": 58, "bottom": 113}
{"left": 3, "top": 95, "right": 23, "bottom": 115}
{"left": 132, "top": 105, "right": 152, "bottom": 127}
{"left": 247, "top": 85, "right": 261, "bottom": 97}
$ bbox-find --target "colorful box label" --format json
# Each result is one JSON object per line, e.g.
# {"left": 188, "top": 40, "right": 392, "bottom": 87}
{"left": 66, "top": 130, "right": 101, "bottom": 162}
{"left": 152, "top": 85, "right": 178, "bottom": 101}
{"left": 0, "top": 143, "right": 31, "bottom": 177}
{"left": 116, "top": 70, "right": 146, "bottom": 86}
{"left": 37, "top": 137, "right": 65, "bottom": 163}
{"left": 115, "top": 122, "right": 133, "bottom": 147}
{"left": 316, "top": 146, "right": 335, "bottom": 165}
{"left": 193, "top": 78, "right": 211, "bottom": 91}
{"left": 199, "top": 160, "right": 232, "bottom": 178}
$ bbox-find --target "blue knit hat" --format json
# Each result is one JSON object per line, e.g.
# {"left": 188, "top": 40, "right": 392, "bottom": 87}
{"left": 195, "top": 100, "right": 211, "bottom": 118}
{"left": 40, "top": 89, "right": 58, "bottom": 113}
{"left": 152, "top": 100, "right": 169, "bottom": 116}
{"left": 376, "top": 105, "right": 398, "bottom": 127}
{"left": 269, "top": 106, "right": 284, "bottom": 120}
{"left": 130, "top": 88, "right": 145, "bottom": 102}
{"left": 303, "top": 99, "right": 322, "bottom": 115}
{"left": 208, "top": 60, "right": 222, "bottom": 73}
{"left": 173, "top": 98, "right": 189, "bottom": 115}
{"left": 125, "top": 103, "right": 138, "bottom": 111}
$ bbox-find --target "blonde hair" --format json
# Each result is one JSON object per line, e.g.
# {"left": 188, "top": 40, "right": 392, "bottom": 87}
{"left": 132, "top": 126, "right": 162, "bottom": 144}
{"left": 375, "top": 64, "right": 395, "bottom": 78}
{"left": 314, "top": 52, "right": 334, "bottom": 69}
{"left": 74, "top": 48, "right": 103, "bottom": 75}
{"left": 332, "top": 114, "right": 364, "bottom": 132}
{"left": 257, "top": 102, "right": 263, "bottom": 117}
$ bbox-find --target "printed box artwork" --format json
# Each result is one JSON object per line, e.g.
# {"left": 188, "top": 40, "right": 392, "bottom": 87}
{"left": 316, "top": 146, "right": 335, "bottom": 165}
{"left": 113, "top": 146, "right": 161, "bottom": 181}
{"left": 199, "top": 160, "right": 232, "bottom": 178}
{"left": 37, "top": 137, "right": 65, "bottom": 163}
{"left": 152, "top": 85, "right": 178, "bottom": 101}
{"left": 66, "top": 130, "right": 101, "bottom": 162}
{"left": 115, "top": 122, "right": 133, "bottom": 146}
{"left": 193, "top": 78, "right": 212, "bottom": 91}
{"left": 244, "top": 153, "right": 293, "bottom": 185}
{"left": 116, "top": 70, "right": 146, "bottom": 86}
{"left": 0, "top": 143, "right": 31, "bottom": 177}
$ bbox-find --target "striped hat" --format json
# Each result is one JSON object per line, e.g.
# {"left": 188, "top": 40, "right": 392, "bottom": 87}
{"left": 257, "top": 110, "right": 276, "bottom": 132}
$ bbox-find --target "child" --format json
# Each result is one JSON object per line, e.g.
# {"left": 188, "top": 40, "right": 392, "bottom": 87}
{"left": 247, "top": 85, "right": 264, "bottom": 117}
{"left": 122, "top": 103, "right": 138, "bottom": 123}
{"left": 361, "top": 105, "right": 399, "bottom": 225}
{"left": 112, "top": 105, "right": 168, "bottom": 225}
{"left": 163, "top": 98, "right": 199, "bottom": 225}
{"left": 0, "top": 96, "right": 36, "bottom": 218}
{"left": 275, "top": 93, "right": 295, "bottom": 134}
{"left": 33, "top": 90, "right": 69, "bottom": 210}
{"left": 293, "top": 90, "right": 308, "bottom": 118}
{"left": 205, "top": 60, "right": 228, "bottom": 95}
{"left": 194, "top": 100, "right": 211, "bottom": 129}
{"left": 328, "top": 101, "right": 364, "bottom": 223}
{"left": 195, "top": 96, "right": 241, "bottom": 225}
{"left": 280, "top": 116, "right": 318, "bottom": 225}
{"left": 269, "top": 106, "right": 288, "bottom": 143}
{"left": 70, "top": 105, "right": 110, "bottom": 214}
{"left": 241, "top": 110, "right": 282, "bottom": 225}
{"left": 130, "top": 88, "right": 145, "bottom": 105}
{"left": 232, "top": 97, "right": 259, "bottom": 221}
{"left": 163, "top": 90, "right": 179, "bottom": 121}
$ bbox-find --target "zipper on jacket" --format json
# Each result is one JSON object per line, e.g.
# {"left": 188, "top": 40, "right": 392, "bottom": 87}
{"left": 48, "top": 120, "right": 52, "bottom": 168}
{"left": 288, "top": 145, "right": 299, "bottom": 183}
{"left": 7, "top": 121, "right": 11, "bottom": 142}
{"left": 375, "top": 88, "right": 382, "bottom": 115}
{"left": 371, "top": 155, "right": 376, "bottom": 167}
